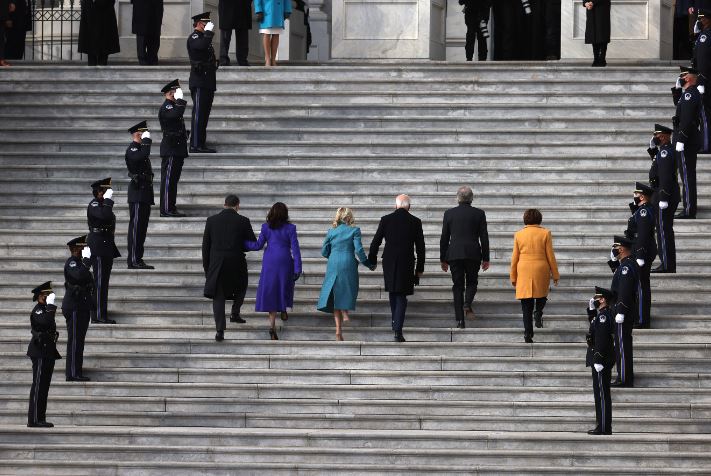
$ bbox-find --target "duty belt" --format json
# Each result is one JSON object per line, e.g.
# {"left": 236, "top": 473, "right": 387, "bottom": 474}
{"left": 90, "top": 227, "right": 111, "bottom": 233}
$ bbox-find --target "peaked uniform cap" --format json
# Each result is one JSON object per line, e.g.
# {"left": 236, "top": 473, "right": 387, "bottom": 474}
{"left": 680, "top": 65, "right": 699, "bottom": 76}
{"left": 698, "top": 8, "right": 711, "bottom": 18}
{"left": 67, "top": 235, "right": 88, "bottom": 247}
{"left": 161, "top": 79, "right": 180, "bottom": 93}
{"left": 91, "top": 177, "right": 112, "bottom": 190}
{"left": 635, "top": 181, "right": 654, "bottom": 196}
{"left": 653, "top": 124, "right": 673, "bottom": 134}
{"left": 128, "top": 120, "right": 148, "bottom": 134}
{"left": 594, "top": 286, "right": 617, "bottom": 302}
{"left": 613, "top": 235, "right": 634, "bottom": 248}
{"left": 191, "top": 11, "right": 210, "bottom": 22}
{"left": 32, "top": 281, "right": 52, "bottom": 301}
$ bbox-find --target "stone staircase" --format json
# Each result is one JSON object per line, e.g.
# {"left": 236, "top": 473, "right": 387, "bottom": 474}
{"left": 0, "top": 63, "right": 710, "bottom": 474}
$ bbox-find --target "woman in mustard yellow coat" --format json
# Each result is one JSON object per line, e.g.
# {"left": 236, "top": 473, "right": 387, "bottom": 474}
{"left": 510, "top": 209, "right": 560, "bottom": 343}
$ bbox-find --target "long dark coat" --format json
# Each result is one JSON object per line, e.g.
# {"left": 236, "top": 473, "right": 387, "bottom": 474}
{"left": 202, "top": 208, "right": 256, "bottom": 299}
{"left": 219, "top": 0, "right": 253, "bottom": 30}
{"left": 584, "top": 0, "right": 610, "bottom": 44}
{"left": 368, "top": 208, "right": 426, "bottom": 296}
{"left": 78, "top": 0, "right": 120, "bottom": 56}
{"left": 131, "top": 0, "right": 163, "bottom": 36}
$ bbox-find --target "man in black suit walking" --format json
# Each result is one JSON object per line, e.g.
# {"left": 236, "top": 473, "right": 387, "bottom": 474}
{"left": 368, "top": 194, "right": 426, "bottom": 342}
{"left": 440, "top": 186, "right": 490, "bottom": 328}
{"left": 202, "top": 194, "right": 256, "bottom": 341}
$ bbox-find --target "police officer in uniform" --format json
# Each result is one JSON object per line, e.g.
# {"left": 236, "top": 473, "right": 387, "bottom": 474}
{"left": 609, "top": 235, "right": 638, "bottom": 388}
{"left": 672, "top": 66, "right": 703, "bottom": 219}
{"left": 648, "top": 124, "right": 680, "bottom": 273}
{"left": 187, "top": 12, "right": 218, "bottom": 153}
{"left": 27, "top": 281, "right": 61, "bottom": 428}
{"left": 625, "top": 182, "right": 656, "bottom": 329}
{"left": 62, "top": 236, "right": 93, "bottom": 382}
{"left": 585, "top": 286, "right": 616, "bottom": 435}
{"left": 692, "top": 9, "right": 711, "bottom": 82}
{"left": 158, "top": 79, "right": 189, "bottom": 217}
{"left": 131, "top": 0, "right": 163, "bottom": 65}
{"left": 126, "top": 120, "right": 155, "bottom": 269}
{"left": 87, "top": 177, "right": 120, "bottom": 324}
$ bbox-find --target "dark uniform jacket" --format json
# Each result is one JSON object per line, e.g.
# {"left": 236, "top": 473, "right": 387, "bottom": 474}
{"left": 368, "top": 208, "right": 426, "bottom": 296}
{"left": 125, "top": 138, "right": 155, "bottom": 205}
{"left": 61, "top": 256, "right": 94, "bottom": 313}
{"left": 611, "top": 256, "right": 639, "bottom": 329}
{"left": 26, "top": 303, "right": 62, "bottom": 360}
{"left": 188, "top": 29, "right": 218, "bottom": 91}
{"left": 625, "top": 203, "right": 656, "bottom": 263}
{"left": 586, "top": 307, "right": 615, "bottom": 368}
{"left": 458, "top": 0, "right": 491, "bottom": 24}
{"left": 440, "top": 203, "right": 490, "bottom": 263}
{"left": 78, "top": 0, "right": 120, "bottom": 56}
{"left": 131, "top": 0, "right": 163, "bottom": 36}
{"left": 584, "top": 0, "right": 610, "bottom": 44}
{"left": 87, "top": 197, "right": 121, "bottom": 258}
{"left": 219, "top": 0, "right": 254, "bottom": 30}
{"left": 202, "top": 208, "right": 257, "bottom": 299}
{"left": 158, "top": 98, "right": 189, "bottom": 158}
{"left": 672, "top": 85, "right": 703, "bottom": 148}
{"left": 649, "top": 143, "right": 681, "bottom": 203}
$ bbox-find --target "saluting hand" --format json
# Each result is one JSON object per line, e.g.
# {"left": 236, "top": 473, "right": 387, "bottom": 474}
{"left": 174, "top": 88, "right": 184, "bottom": 100}
{"left": 81, "top": 247, "right": 92, "bottom": 260}
{"left": 141, "top": 130, "right": 151, "bottom": 140}
{"left": 103, "top": 188, "right": 114, "bottom": 200}
{"left": 46, "top": 293, "right": 56, "bottom": 306}
{"left": 204, "top": 21, "right": 215, "bottom": 32}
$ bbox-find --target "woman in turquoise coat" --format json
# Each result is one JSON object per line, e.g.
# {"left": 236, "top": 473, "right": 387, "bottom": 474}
{"left": 317, "top": 207, "right": 374, "bottom": 341}
{"left": 254, "top": 0, "right": 292, "bottom": 66}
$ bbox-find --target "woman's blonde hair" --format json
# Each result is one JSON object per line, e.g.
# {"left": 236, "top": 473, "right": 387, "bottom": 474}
{"left": 332, "top": 207, "right": 355, "bottom": 228}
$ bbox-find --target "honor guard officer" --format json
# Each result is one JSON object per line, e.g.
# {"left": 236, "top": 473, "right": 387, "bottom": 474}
{"left": 158, "top": 79, "right": 189, "bottom": 217}
{"left": 692, "top": 9, "right": 711, "bottom": 85}
{"left": 61, "top": 236, "right": 93, "bottom": 382}
{"left": 585, "top": 286, "right": 616, "bottom": 436}
{"left": 648, "top": 124, "right": 680, "bottom": 273}
{"left": 126, "top": 120, "right": 155, "bottom": 269}
{"left": 87, "top": 177, "right": 120, "bottom": 324}
{"left": 672, "top": 66, "right": 703, "bottom": 219}
{"left": 27, "top": 281, "right": 61, "bottom": 428}
{"left": 187, "top": 11, "right": 218, "bottom": 153}
{"left": 625, "top": 182, "right": 656, "bottom": 329}
{"left": 609, "top": 235, "right": 638, "bottom": 388}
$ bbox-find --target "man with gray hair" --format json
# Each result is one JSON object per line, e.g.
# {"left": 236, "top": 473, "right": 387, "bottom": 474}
{"left": 440, "top": 186, "right": 490, "bottom": 328}
{"left": 368, "top": 194, "right": 426, "bottom": 342}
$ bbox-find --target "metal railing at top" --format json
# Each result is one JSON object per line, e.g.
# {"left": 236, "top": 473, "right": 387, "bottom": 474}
{"left": 30, "top": 0, "right": 83, "bottom": 61}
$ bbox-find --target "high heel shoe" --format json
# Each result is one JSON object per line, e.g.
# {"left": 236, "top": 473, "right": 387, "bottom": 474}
{"left": 336, "top": 332, "right": 343, "bottom": 341}
{"left": 269, "top": 328, "right": 279, "bottom": 340}
{"left": 280, "top": 311, "right": 288, "bottom": 321}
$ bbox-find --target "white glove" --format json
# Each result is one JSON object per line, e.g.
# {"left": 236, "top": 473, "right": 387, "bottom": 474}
{"left": 141, "top": 131, "right": 151, "bottom": 140}
{"left": 648, "top": 137, "right": 657, "bottom": 149}
{"left": 81, "top": 247, "right": 92, "bottom": 260}
{"left": 205, "top": 21, "right": 215, "bottom": 31}
{"left": 46, "top": 293, "right": 56, "bottom": 305}
{"left": 675, "top": 77, "right": 682, "bottom": 89}
{"left": 659, "top": 201, "right": 669, "bottom": 210}
{"left": 610, "top": 249, "right": 617, "bottom": 261}
{"left": 676, "top": 141, "right": 685, "bottom": 152}
{"left": 615, "top": 314, "right": 625, "bottom": 324}
{"left": 695, "top": 20, "right": 702, "bottom": 35}
{"left": 636, "top": 258, "right": 645, "bottom": 267}
{"left": 588, "top": 298, "right": 596, "bottom": 311}
{"left": 699, "top": 85, "right": 705, "bottom": 95}
{"left": 103, "top": 188, "right": 114, "bottom": 200}
{"left": 174, "top": 88, "right": 184, "bottom": 100}
{"left": 594, "top": 364, "right": 604, "bottom": 373}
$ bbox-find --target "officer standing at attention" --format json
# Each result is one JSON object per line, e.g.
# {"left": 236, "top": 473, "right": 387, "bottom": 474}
{"left": 188, "top": 12, "right": 218, "bottom": 153}
{"left": 126, "top": 120, "right": 155, "bottom": 269}
{"left": 609, "top": 235, "right": 638, "bottom": 388}
{"left": 585, "top": 286, "right": 616, "bottom": 436}
{"left": 648, "top": 124, "right": 680, "bottom": 273}
{"left": 87, "top": 177, "right": 120, "bottom": 324}
{"left": 158, "top": 79, "right": 189, "bottom": 217}
{"left": 692, "top": 9, "right": 711, "bottom": 82}
{"left": 62, "top": 236, "right": 93, "bottom": 382}
{"left": 625, "top": 182, "right": 656, "bottom": 329}
{"left": 671, "top": 66, "right": 703, "bottom": 219}
{"left": 27, "top": 281, "right": 61, "bottom": 428}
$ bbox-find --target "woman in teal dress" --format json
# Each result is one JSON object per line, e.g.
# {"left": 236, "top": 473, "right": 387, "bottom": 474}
{"left": 317, "top": 207, "right": 374, "bottom": 341}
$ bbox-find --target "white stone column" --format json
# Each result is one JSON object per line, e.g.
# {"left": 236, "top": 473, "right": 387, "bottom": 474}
{"left": 307, "top": 0, "right": 332, "bottom": 61}
{"left": 560, "top": 0, "right": 673, "bottom": 60}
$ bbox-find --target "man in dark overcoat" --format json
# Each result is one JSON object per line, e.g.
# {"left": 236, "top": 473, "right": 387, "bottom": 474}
{"left": 219, "top": 0, "right": 253, "bottom": 65}
{"left": 131, "top": 0, "right": 163, "bottom": 65}
{"left": 202, "top": 195, "right": 256, "bottom": 341}
{"left": 583, "top": 0, "right": 610, "bottom": 66}
{"left": 368, "top": 194, "right": 426, "bottom": 342}
{"left": 78, "top": 0, "right": 120, "bottom": 65}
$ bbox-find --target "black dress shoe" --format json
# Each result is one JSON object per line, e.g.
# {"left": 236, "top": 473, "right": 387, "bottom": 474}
{"left": 190, "top": 147, "right": 217, "bottom": 154}
{"left": 27, "top": 421, "right": 53, "bottom": 428}
{"left": 587, "top": 427, "right": 600, "bottom": 435}
{"left": 394, "top": 333, "right": 406, "bottom": 342}
{"left": 650, "top": 266, "right": 671, "bottom": 273}
{"left": 524, "top": 335, "right": 534, "bottom": 343}
{"left": 91, "top": 318, "right": 116, "bottom": 324}
{"left": 610, "top": 381, "right": 633, "bottom": 388}
{"left": 160, "top": 211, "right": 180, "bottom": 218}
{"left": 456, "top": 320, "right": 465, "bottom": 329}
{"left": 269, "top": 328, "right": 279, "bottom": 340}
{"left": 215, "top": 331, "right": 224, "bottom": 342}
{"left": 229, "top": 315, "right": 246, "bottom": 323}
{"left": 66, "top": 376, "right": 90, "bottom": 382}
{"left": 137, "top": 261, "right": 155, "bottom": 269}
{"left": 534, "top": 311, "right": 543, "bottom": 329}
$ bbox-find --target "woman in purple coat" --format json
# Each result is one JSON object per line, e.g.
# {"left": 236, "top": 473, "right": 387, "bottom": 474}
{"left": 245, "top": 202, "right": 302, "bottom": 340}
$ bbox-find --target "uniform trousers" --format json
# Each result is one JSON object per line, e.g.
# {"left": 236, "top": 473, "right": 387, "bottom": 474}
{"left": 62, "top": 309, "right": 90, "bottom": 378}
{"left": 654, "top": 198, "right": 678, "bottom": 272}
{"left": 190, "top": 88, "right": 215, "bottom": 149}
{"left": 92, "top": 255, "right": 113, "bottom": 322}
{"left": 637, "top": 262, "right": 652, "bottom": 328}
{"left": 220, "top": 28, "right": 249, "bottom": 65}
{"left": 28, "top": 357, "right": 55, "bottom": 425}
{"left": 520, "top": 297, "right": 547, "bottom": 338}
{"left": 464, "top": 15, "right": 487, "bottom": 61}
{"left": 592, "top": 366, "right": 612, "bottom": 433}
{"left": 615, "top": 322, "right": 634, "bottom": 385}
{"left": 127, "top": 201, "right": 151, "bottom": 266}
{"left": 160, "top": 156, "right": 184, "bottom": 214}
{"left": 673, "top": 15, "right": 692, "bottom": 60}
{"left": 449, "top": 259, "right": 480, "bottom": 323}
{"left": 677, "top": 149, "right": 697, "bottom": 217}
{"left": 213, "top": 282, "right": 247, "bottom": 332}
{"left": 389, "top": 292, "right": 408, "bottom": 334}
{"left": 136, "top": 34, "right": 161, "bottom": 65}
